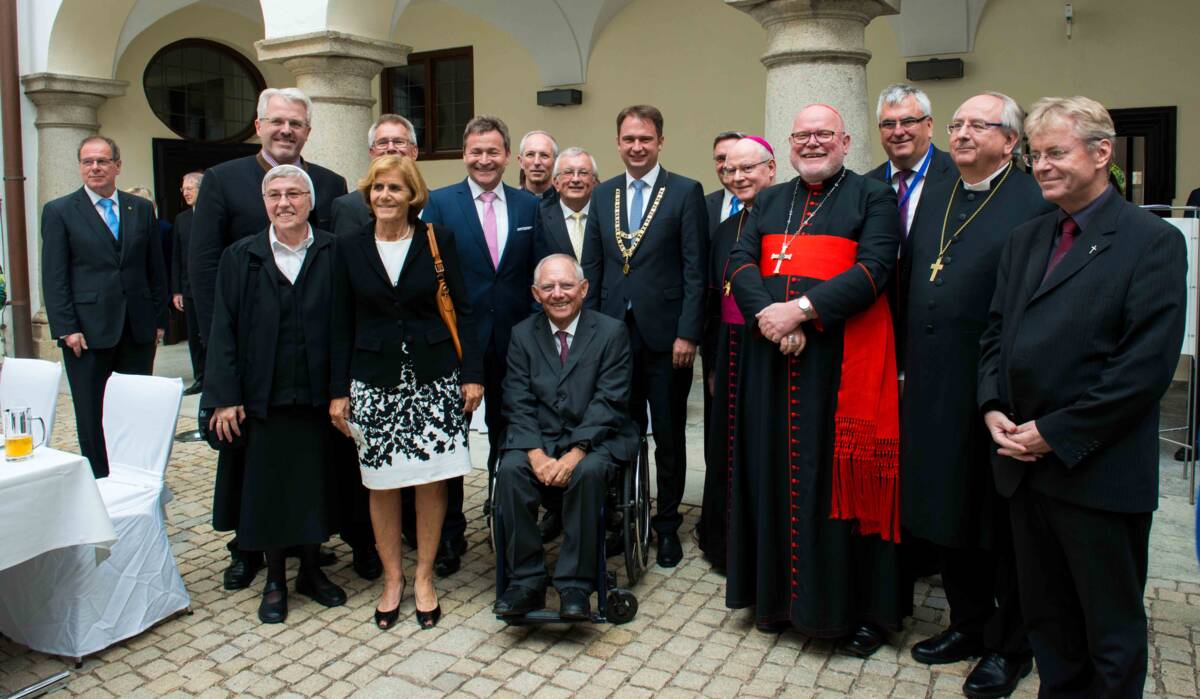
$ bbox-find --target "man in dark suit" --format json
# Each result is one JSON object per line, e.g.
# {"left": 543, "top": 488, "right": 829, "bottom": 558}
{"left": 330, "top": 113, "right": 418, "bottom": 236}
{"left": 492, "top": 254, "right": 639, "bottom": 619}
{"left": 518, "top": 130, "right": 558, "bottom": 201}
{"left": 188, "top": 87, "right": 352, "bottom": 591}
{"left": 979, "top": 96, "right": 1186, "bottom": 698}
{"left": 537, "top": 147, "right": 599, "bottom": 263}
{"left": 704, "top": 130, "right": 745, "bottom": 240}
{"left": 421, "top": 115, "right": 542, "bottom": 575}
{"left": 171, "top": 171, "right": 204, "bottom": 395}
{"left": 41, "top": 135, "right": 168, "bottom": 478}
{"left": 581, "top": 104, "right": 707, "bottom": 567}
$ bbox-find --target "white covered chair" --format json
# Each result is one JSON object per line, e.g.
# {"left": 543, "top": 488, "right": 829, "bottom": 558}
{"left": 0, "top": 357, "right": 63, "bottom": 443}
{"left": 0, "top": 373, "right": 190, "bottom": 660}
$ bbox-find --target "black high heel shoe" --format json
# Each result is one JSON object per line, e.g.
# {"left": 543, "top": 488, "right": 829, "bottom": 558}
{"left": 374, "top": 577, "right": 406, "bottom": 631}
{"left": 415, "top": 603, "right": 441, "bottom": 630}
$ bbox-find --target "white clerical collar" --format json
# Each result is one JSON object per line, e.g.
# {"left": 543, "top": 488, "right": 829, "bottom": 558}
{"left": 962, "top": 162, "right": 1011, "bottom": 192}
{"left": 559, "top": 198, "right": 590, "bottom": 219}
{"left": 887, "top": 145, "right": 933, "bottom": 181}
{"left": 550, "top": 312, "right": 581, "bottom": 338}
{"left": 468, "top": 177, "right": 506, "bottom": 202}
{"left": 625, "top": 163, "right": 661, "bottom": 190}
{"left": 269, "top": 224, "right": 314, "bottom": 252}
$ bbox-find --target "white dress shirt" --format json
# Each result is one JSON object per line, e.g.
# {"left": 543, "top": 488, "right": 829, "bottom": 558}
{"left": 84, "top": 186, "right": 120, "bottom": 227}
{"left": 887, "top": 145, "right": 934, "bottom": 234}
{"left": 624, "top": 163, "right": 662, "bottom": 229}
{"left": 467, "top": 177, "right": 509, "bottom": 254}
{"left": 720, "top": 188, "right": 737, "bottom": 223}
{"left": 269, "top": 224, "right": 314, "bottom": 284}
{"left": 559, "top": 199, "right": 591, "bottom": 260}
{"left": 549, "top": 313, "right": 581, "bottom": 351}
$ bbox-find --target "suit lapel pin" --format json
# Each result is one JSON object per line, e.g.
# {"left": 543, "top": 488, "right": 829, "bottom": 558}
{"left": 1089, "top": 245, "right": 1098, "bottom": 255}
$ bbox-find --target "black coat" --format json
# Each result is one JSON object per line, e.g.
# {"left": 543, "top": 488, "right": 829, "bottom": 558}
{"left": 705, "top": 188, "right": 726, "bottom": 241}
{"left": 331, "top": 190, "right": 372, "bottom": 236}
{"left": 201, "top": 228, "right": 336, "bottom": 418}
{"left": 331, "top": 221, "right": 483, "bottom": 394}
{"left": 978, "top": 189, "right": 1186, "bottom": 513}
{"left": 170, "top": 208, "right": 193, "bottom": 297}
{"left": 581, "top": 167, "right": 708, "bottom": 350}
{"left": 41, "top": 188, "right": 168, "bottom": 348}
{"left": 534, "top": 195, "right": 591, "bottom": 264}
{"left": 189, "top": 154, "right": 347, "bottom": 343}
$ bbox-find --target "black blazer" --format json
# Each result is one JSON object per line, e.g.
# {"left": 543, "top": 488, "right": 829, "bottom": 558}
{"left": 534, "top": 194, "right": 585, "bottom": 263}
{"left": 705, "top": 188, "right": 725, "bottom": 241}
{"left": 41, "top": 188, "right": 168, "bottom": 348}
{"left": 502, "top": 309, "right": 640, "bottom": 462}
{"left": 200, "top": 228, "right": 336, "bottom": 417}
{"left": 978, "top": 190, "right": 1186, "bottom": 513}
{"left": 331, "top": 190, "right": 372, "bottom": 236}
{"left": 189, "top": 155, "right": 347, "bottom": 343}
{"left": 581, "top": 167, "right": 708, "bottom": 351}
{"left": 170, "top": 208, "right": 193, "bottom": 297}
{"left": 331, "top": 221, "right": 483, "bottom": 395}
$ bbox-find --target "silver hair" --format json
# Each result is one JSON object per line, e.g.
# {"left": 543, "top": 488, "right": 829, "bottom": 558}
{"left": 533, "top": 253, "right": 585, "bottom": 285}
{"left": 182, "top": 171, "right": 203, "bottom": 187}
{"left": 876, "top": 83, "right": 931, "bottom": 121}
{"left": 367, "top": 113, "right": 417, "bottom": 148}
{"left": 733, "top": 137, "right": 773, "bottom": 163}
{"left": 261, "top": 164, "right": 316, "bottom": 208}
{"left": 519, "top": 130, "right": 559, "bottom": 159}
{"left": 551, "top": 147, "right": 600, "bottom": 180}
{"left": 256, "top": 87, "right": 313, "bottom": 125}
{"left": 960, "top": 91, "right": 1026, "bottom": 154}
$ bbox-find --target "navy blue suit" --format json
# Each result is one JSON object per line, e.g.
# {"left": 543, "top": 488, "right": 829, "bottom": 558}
{"left": 422, "top": 178, "right": 541, "bottom": 546}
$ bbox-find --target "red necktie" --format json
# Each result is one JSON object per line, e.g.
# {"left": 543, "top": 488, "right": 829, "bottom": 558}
{"left": 1043, "top": 216, "right": 1079, "bottom": 281}
{"left": 556, "top": 330, "right": 569, "bottom": 366}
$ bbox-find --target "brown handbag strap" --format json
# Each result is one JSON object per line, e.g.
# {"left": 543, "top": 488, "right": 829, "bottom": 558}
{"left": 426, "top": 223, "right": 445, "bottom": 278}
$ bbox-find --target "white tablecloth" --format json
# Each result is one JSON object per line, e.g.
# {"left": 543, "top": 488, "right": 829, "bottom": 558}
{"left": 0, "top": 447, "right": 117, "bottom": 571}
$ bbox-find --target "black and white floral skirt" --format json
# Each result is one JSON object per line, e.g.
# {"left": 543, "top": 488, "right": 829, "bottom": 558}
{"left": 350, "top": 349, "right": 472, "bottom": 490}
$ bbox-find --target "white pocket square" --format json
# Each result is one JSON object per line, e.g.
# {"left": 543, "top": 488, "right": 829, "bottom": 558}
{"left": 517, "top": 225, "right": 533, "bottom": 231}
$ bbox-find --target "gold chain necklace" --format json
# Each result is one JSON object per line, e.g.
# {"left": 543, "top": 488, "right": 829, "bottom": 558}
{"left": 722, "top": 208, "right": 749, "bottom": 296}
{"left": 929, "top": 163, "right": 1012, "bottom": 281}
{"left": 613, "top": 179, "right": 668, "bottom": 274}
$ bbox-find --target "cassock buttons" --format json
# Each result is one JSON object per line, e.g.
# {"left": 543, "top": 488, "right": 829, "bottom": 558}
{"left": 966, "top": 192, "right": 976, "bottom": 201}
{"left": 943, "top": 255, "right": 952, "bottom": 264}
{"left": 934, "top": 278, "right": 944, "bottom": 287}
{"left": 957, "top": 213, "right": 968, "bottom": 221}
{"left": 924, "top": 324, "right": 934, "bottom": 334}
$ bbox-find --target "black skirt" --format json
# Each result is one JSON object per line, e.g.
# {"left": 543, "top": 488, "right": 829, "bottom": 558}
{"left": 235, "top": 405, "right": 337, "bottom": 551}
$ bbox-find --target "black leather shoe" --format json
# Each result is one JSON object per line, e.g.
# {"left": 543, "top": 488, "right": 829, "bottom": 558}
{"left": 434, "top": 538, "right": 467, "bottom": 577}
{"left": 911, "top": 628, "right": 985, "bottom": 665}
{"left": 183, "top": 381, "right": 203, "bottom": 396}
{"left": 963, "top": 653, "right": 1032, "bottom": 698}
{"left": 223, "top": 555, "right": 263, "bottom": 590}
{"left": 842, "top": 623, "right": 886, "bottom": 658}
{"left": 258, "top": 581, "right": 288, "bottom": 624}
{"left": 656, "top": 531, "right": 683, "bottom": 568}
{"left": 352, "top": 546, "right": 383, "bottom": 581}
{"left": 493, "top": 585, "right": 545, "bottom": 616}
{"left": 558, "top": 587, "right": 590, "bottom": 620}
{"left": 295, "top": 568, "right": 347, "bottom": 607}
{"left": 539, "top": 511, "right": 564, "bottom": 543}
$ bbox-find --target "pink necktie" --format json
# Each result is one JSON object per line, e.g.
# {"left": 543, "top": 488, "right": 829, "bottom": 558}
{"left": 479, "top": 191, "right": 500, "bottom": 268}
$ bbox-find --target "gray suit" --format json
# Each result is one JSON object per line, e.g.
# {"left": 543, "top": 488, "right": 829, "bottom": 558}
{"left": 330, "top": 190, "right": 372, "bottom": 236}
{"left": 495, "top": 309, "right": 638, "bottom": 592}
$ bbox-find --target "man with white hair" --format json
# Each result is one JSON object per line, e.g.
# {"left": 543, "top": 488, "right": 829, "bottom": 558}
{"left": 725, "top": 104, "right": 904, "bottom": 657}
{"left": 980, "top": 95, "right": 1185, "bottom": 698}
{"left": 331, "top": 113, "right": 418, "bottom": 235}
{"left": 519, "top": 130, "right": 559, "bottom": 200}
{"left": 189, "top": 87, "right": 350, "bottom": 591}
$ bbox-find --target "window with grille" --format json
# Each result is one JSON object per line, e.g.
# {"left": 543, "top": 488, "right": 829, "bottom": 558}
{"left": 143, "top": 39, "right": 265, "bottom": 143}
{"left": 382, "top": 47, "right": 475, "bottom": 160}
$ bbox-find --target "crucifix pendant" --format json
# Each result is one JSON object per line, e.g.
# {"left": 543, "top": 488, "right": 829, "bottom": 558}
{"left": 929, "top": 256, "right": 945, "bottom": 281}
{"left": 771, "top": 248, "right": 793, "bottom": 274}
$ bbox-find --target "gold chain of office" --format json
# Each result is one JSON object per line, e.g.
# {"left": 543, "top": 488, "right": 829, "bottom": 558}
{"left": 614, "top": 184, "right": 667, "bottom": 275}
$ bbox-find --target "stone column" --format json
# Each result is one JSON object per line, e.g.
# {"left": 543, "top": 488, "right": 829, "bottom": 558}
{"left": 727, "top": 0, "right": 900, "bottom": 177}
{"left": 256, "top": 32, "right": 411, "bottom": 184}
{"left": 21, "top": 73, "right": 128, "bottom": 358}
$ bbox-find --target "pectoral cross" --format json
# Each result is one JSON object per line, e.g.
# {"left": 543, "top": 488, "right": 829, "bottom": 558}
{"left": 771, "top": 249, "right": 793, "bottom": 274}
{"left": 929, "top": 256, "right": 945, "bottom": 281}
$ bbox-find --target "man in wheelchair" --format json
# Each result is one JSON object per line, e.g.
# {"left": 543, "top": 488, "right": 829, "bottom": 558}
{"left": 493, "top": 254, "right": 640, "bottom": 619}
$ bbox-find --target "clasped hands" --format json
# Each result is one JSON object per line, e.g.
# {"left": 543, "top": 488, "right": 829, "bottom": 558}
{"left": 984, "top": 410, "right": 1051, "bottom": 462}
{"left": 529, "top": 447, "right": 585, "bottom": 488}
{"left": 756, "top": 301, "right": 807, "bottom": 356}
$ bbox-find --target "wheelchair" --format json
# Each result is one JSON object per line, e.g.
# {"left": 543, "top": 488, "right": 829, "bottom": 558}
{"left": 488, "top": 437, "right": 651, "bottom": 625}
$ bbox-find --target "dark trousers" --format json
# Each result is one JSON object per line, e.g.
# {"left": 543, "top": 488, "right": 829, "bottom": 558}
{"left": 443, "top": 344, "right": 507, "bottom": 545}
{"left": 494, "top": 449, "right": 609, "bottom": 592}
{"left": 181, "top": 296, "right": 206, "bottom": 383}
{"left": 1009, "top": 486, "right": 1152, "bottom": 699}
{"left": 626, "top": 311, "right": 692, "bottom": 535}
{"left": 61, "top": 320, "right": 156, "bottom": 478}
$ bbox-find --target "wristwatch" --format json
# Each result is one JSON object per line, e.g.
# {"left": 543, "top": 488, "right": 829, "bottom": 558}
{"left": 796, "top": 295, "right": 814, "bottom": 320}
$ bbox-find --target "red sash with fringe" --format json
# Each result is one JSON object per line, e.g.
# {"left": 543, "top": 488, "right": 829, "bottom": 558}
{"left": 759, "top": 234, "right": 901, "bottom": 542}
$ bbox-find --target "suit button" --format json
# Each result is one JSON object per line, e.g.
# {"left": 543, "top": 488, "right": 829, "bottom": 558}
{"left": 958, "top": 213, "right": 967, "bottom": 221}
{"left": 924, "top": 324, "right": 934, "bottom": 334}
{"left": 934, "top": 278, "right": 944, "bottom": 287}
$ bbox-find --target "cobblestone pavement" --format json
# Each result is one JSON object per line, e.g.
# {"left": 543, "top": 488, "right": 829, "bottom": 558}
{"left": 1, "top": 367, "right": 1198, "bottom": 698}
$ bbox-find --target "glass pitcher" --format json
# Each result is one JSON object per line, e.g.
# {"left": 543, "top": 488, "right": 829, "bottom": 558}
{"left": 4, "top": 407, "right": 46, "bottom": 461}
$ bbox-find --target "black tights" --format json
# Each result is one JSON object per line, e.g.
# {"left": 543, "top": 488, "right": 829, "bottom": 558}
{"left": 264, "top": 544, "right": 320, "bottom": 588}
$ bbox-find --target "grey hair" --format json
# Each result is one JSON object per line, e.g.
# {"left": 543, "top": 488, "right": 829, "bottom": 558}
{"left": 257, "top": 87, "right": 313, "bottom": 125}
{"left": 1025, "top": 95, "right": 1116, "bottom": 147}
{"left": 367, "top": 113, "right": 417, "bottom": 148}
{"left": 551, "top": 147, "right": 599, "bottom": 180}
{"left": 876, "top": 83, "right": 931, "bottom": 121}
{"left": 182, "top": 171, "right": 203, "bottom": 187}
{"left": 959, "top": 91, "right": 1026, "bottom": 155}
{"left": 533, "top": 253, "right": 585, "bottom": 285}
{"left": 261, "top": 164, "right": 316, "bottom": 207}
{"left": 519, "top": 130, "right": 559, "bottom": 159}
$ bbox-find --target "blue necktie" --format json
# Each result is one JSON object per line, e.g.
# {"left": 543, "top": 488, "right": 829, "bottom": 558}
{"left": 98, "top": 198, "right": 119, "bottom": 239}
{"left": 729, "top": 196, "right": 741, "bottom": 217}
{"left": 630, "top": 180, "right": 646, "bottom": 230}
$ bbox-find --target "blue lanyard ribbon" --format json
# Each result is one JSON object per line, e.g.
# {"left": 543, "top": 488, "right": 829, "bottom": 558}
{"left": 885, "top": 146, "right": 933, "bottom": 211}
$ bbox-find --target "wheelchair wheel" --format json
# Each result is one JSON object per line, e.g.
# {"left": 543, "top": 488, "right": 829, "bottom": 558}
{"left": 622, "top": 439, "right": 651, "bottom": 586}
{"left": 606, "top": 589, "right": 638, "bottom": 624}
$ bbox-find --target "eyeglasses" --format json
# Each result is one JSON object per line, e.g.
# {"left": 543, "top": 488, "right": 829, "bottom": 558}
{"left": 947, "top": 120, "right": 1005, "bottom": 135}
{"left": 878, "top": 116, "right": 930, "bottom": 131}
{"left": 1022, "top": 147, "right": 1077, "bottom": 167}
{"left": 80, "top": 158, "right": 116, "bottom": 168}
{"left": 373, "top": 138, "right": 412, "bottom": 149}
{"left": 263, "top": 190, "right": 310, "bottom": 202}
{"left": 558, "top": 169, "right": 594, "bottom": 179}
{"left": 261, "top": 117, "right": 309, "bottom": 130}
{"left": 789, "top": 130, "right": 841, "bottom": 145}
{"left": 720, "top": 159, "right": 772, "bottom": 177}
